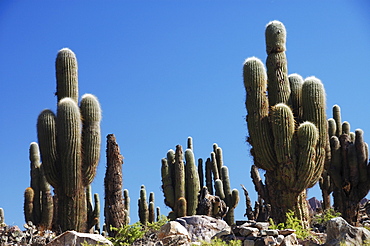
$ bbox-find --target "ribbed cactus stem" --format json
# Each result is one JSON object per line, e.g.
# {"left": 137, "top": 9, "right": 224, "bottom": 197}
{"left": 342, "top": 121, "right": 350, "bottom": 135}
{"left": 205, "top": 158, "right": 213, "bottom": 195}
{"left": 0, "top": 208, "right": 4, "bottom": 226}
{"left": 56, "top": 48, "right": 78, "bottom": 103}
{"left": 187, "top": 136, "right": 193, "bottom": 150}
{"left": 265, "top": 21, "right": 290, "bottom": 106}
{"left": 185, "top": 149, "right": 200, "bottom": 216}
{"left": 161, "top": 158, "right": 175, "bottom": 208}
{"left": 243, "top": 57, "right": 275, "bottom": 171}
{"left": 139, "top": 186, "right": 149, "bottom": 225}
{"left": 328, "top": 118, "right": 336, "bottom": 138}
{"left": 214, "top": 179, "right": 225, "bottom": 200}
{"left": 37, "top": 110, "right": 58, "bottom": 188}
{"left": 176, "top": 197, "right": 187, "bottom": 218}
{"left": 296, "top": 122, "right": 319, "bottom": 191}
{"left": 198, "top": 158, "right": 204, "bottom": 188}
{"left": 333, "top": 105, "right": 342, "bottom": 136}
{"left": 288, "top": 74, "right": 303, "bottom": 121}
{"left": 29, "top": 142, "right": 41, "bottom": 224}
{"left": 174, "top": 145, "right": 185, "bottom": 203}
{"left": 149, "top": 202, "right": 155, "bottom": 223}
{"left": 80, "top": 94, "right": 102, "bottom": 186}
{"left": 57, "top": 98, "right": 82, "bottom": 197}
{"left": 210, "top": 152, "right": 220, "bottom": 180}
{"left": 123, "top": 189, "right": 130, "bottom": 219}
{"left": 24, "top": 187, "right": 34, "bottom": 223}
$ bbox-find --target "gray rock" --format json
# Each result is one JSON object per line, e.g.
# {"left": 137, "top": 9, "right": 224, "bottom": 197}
{"left": 280, "top": 233, "right": 298, "bottom": 246}
{"left": 46, "top": 231, "right": 113, "bottom": 246}
{"left": 175, "top": 215, "right": 231, "bottom": 242}
{"left": 325, "top": 217, "right": 370, "bottom": 246}
{"left": 157, "top": 221, "right": 191, "bottom": 246}
{"left": 243, "top": 239, "right": 255, "bottom": 246}
{"left": 239, "top": 227, "right": 259, "bottom": 237}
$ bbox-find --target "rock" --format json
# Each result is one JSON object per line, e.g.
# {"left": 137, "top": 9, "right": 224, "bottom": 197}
{"left": 46, "top": 231, "right": 113, "bottom": 246}
{"left": 279, "top": 229, "right": 296, "bottom": 236}
{"left": 280, "top": 233, "right": 299, "bottom": 246}
{"left": 243, "top": 239, "right": 255, "bottom": 246}
{"left": 175, "top": 215, "right": 231, "bottom": 242}
{"left": 254, "top": 222, "right": 270, "bottom": 230}
{"left": 158, "top": 221, "right": 191, "bottom": 246}
{"left": 239, "top": 227, "right": 259, "bottom": 237}
{"left": 308, "top": 197, "right": 321, "bottom": 213}
{"left": 325, "top": 217, "right": 370, "bottom": 246}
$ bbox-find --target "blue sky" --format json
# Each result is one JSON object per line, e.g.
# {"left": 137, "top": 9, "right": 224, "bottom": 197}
{"left": 1, "top": 1, "right": 370, "bottom": 227}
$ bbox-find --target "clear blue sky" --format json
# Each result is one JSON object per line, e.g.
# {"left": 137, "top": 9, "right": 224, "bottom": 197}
{"left": 1, "top": 1, "right": 370, "bottom": 227}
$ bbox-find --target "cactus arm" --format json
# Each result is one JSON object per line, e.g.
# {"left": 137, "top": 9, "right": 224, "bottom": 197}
{"left": 37, "top": 110, "right": 59, "bottom": 188}
{"left": 243, "top": 57, "right": 276, "bottom": 171}
{"left": 57, "top": 98, "right": 82, "bottom": 197}
{"left": 198, "top": 158, "right": 204, "bottom": 188}
{"left": 55, "top": 48, "right": 78, "bottom": 103}
{"left": 80, "top": 94, "right": 102, "bottom": 186}
{"left": 161, "top": 158, "right": 175, "bottom": 208}
{"left": 185, "top": 149, "right": 200, "bottom": 216}
{"left": 288, "top": 74, "right": 303, "bottom": 122}
{"left": 265, "top": 21, "right": 290, "bottom": 106}
{"left": 24, "top": 187, "right": 34, "bottom": 223}
{"left": 174, "top": 145, "right": 185, "bottom": 204}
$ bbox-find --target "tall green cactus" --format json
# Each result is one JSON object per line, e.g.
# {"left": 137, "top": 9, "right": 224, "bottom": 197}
{"left": 243, "top": 21, "right": 329, "bottom": 227}
{"left": 36, "top": 48, "right": 102, "bottom": 232}
{"left": 24, "top": 142, "right": 53, "bottom": 230}
{"left": 327, "top": 105, "right": 370, "bottom": 225}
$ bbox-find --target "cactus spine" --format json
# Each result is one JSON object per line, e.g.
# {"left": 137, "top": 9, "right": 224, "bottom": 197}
{"left": 37, "top": 48, "right": 101, "bottom": 232}
{"left": 244, "top": 21, "right": 329, "bottom": 227}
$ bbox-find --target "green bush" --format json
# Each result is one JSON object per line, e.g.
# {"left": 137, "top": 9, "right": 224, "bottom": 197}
{"left": 269, "top": 210, "right": 310, "bottom": 240}
{"left": 311, "top": 208, "right": 341, "bottom": 226}
{"left": 108, "top": 215, "right": 169, "bottom": 246}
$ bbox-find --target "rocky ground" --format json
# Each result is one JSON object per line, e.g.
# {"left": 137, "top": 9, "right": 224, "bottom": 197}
{"left": 2, "top": 200, "right": 370, "bottom": 246}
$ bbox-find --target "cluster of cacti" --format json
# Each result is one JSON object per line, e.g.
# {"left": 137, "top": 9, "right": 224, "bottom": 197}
{"left": 327, "top": 104, "right": 370, "bottom": 225}
{"left": 161, "top": 137, "right": 239, "bottom": 225}
{"left": 206, "top": 143, "right": 240, "bottom": 225}
{"left": 23, "top": 142, "right": 53, "bottom": 230}
{"left": 36, "top": 48, "right": 102, "bottom": 232}
{"left": 161, "top": 137, "right": 200, "bottom": 219}
{"left": 138, "top": 185, "right": 159, "bottom": 225}
{"left": 243, "top": 20, "right": 329, "bottom": 227}
{"left": 104, "top": 134, "right": 128, "bottom": 236}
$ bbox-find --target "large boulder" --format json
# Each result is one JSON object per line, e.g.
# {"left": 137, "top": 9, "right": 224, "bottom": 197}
{"left": 325, "top": 217, "right": 370, "bottom": 246}
{"left": 175, "top": 215, "right": 231, "bottom": 242}
{"left": 157, "top": 221, "right": 191, "bottom": 246}
{"left": 46, "top": 231, "right": 113, "bottom": 246}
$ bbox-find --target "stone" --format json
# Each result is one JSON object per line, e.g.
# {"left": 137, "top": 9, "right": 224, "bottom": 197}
{"left": 280, "top": 233, "right": 299, "bottom": 246}
{"left": 243, "top": 239, "right": 255, "bottom": 246}
{"left": 175, "top": 215, "right": 231, "bottom": 242}
{"left": 255, "top": 222, "right": 270, "bottom": 230}
{"left": 276, "top": 234, "right": 285, "bottom": 244}
{"left": 158, "top": 221, "right": 191, "bottom": 246}
{"left": 46, "top": 231, "right": 113, "bottom": 246}
{"left": 325, "top": 217, "right": 370, "bottom": 246}
{"left": 239, "top": 227, "right": 259, "bottom": 237}
{"left": 279, "top": 229, "right": 296, "bottom": 236}
{"left": 265, "top": 229, "right": 279, "bottom": 236}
